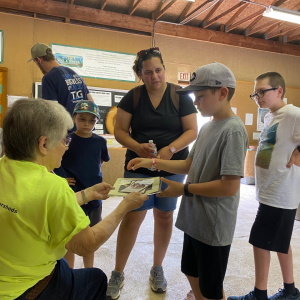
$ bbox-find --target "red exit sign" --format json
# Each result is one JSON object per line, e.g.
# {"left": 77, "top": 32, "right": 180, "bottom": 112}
{"left": 178, "top": 72, "right": 190, "bottom": 82}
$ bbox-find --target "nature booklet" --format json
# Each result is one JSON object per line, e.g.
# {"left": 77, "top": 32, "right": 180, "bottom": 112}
{"left": 108, "top": 177, "right": 161, "bottom": 197}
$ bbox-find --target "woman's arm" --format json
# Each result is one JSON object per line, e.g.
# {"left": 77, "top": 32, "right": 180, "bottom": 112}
{"left": 75, "top": 182, "right": 113, "bottom": 206}
{"left": 114, "top": 108, "right": 156, "bottom": 158}
{"left": 65, "top": 192, "right": 148, "bottom": 256}
{"left": 156, "top": 113, "right": 198, "bottom": 159}
{"left": 127, "top": 157, "right": 193, "bottom": 175}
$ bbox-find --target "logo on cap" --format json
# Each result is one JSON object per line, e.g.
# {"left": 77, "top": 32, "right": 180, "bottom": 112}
{"left": 190, "top": 72, "right": 196, "bottom": 83}
{"left": 215, "top": 80, "right": 222, "bottom": 85}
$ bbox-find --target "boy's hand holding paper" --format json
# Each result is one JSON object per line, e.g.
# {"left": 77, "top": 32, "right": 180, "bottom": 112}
{"left": 157, "top": 177, "right": 184, "bottom": 198}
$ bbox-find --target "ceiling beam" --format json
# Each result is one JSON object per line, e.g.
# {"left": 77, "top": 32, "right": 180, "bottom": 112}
{"left": 180, "top": 0, "right": 214, "bottom": 24}
{"left": 155, "top": 0, "right": 177, "bottom": 20}
{"left": 243, "top": 15, "right": 264, "bottom": 35}
{"left": 200, "top": 0, "right": 225, "bottom": 28}
{"left": 177, "top": 1, "right": 193, "bottom": 23}
{"left": 101, "top": 0, "right": 107, "bottom": 10}
{"left": 128, "top": 0, "right": 143, "bottom": 16}
{"left": 225, "top": 3, "right": 250, "bottom": 29}
{"left": 0, "top": 0, "right": 299, "bottom": 57}
{"left": 227, "top": 0, "right": 289, "bottom": 32}
{"left": 268, "top": 25, "right": 300, "bottom": 39}
{"left": 204, "top": 2, "right": 244, "bottom": 28}
{"left": 264, "top": 2, "right": 300, "bottom": 36}
{"left": 287, "top": 33, "right": 300, "bottom": 43}
{"left": 65, "top": 0, "right": 74, "bottom": 23}
{"left": 227, "top": 8, "right": 265, "bottom": 32}
{"left": 155, "top": 21, "right": 300, "bottom": 56}
{"left": 248, "top": 19, "right": 281, "bottom": 36}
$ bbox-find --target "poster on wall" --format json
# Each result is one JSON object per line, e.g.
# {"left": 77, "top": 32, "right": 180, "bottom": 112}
{"left": 0, "top": 30, "right": 3, "bottom": 63}
{"left": 51, "top": 43, "right": 136, "bottom": 82}
{"left": 257, "top": 108, "right": 269, "bottom": 131}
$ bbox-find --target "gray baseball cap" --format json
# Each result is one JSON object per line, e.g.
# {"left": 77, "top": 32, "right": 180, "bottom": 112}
{"left": 28, "top": 43, "right": 52, "bottom": 62}
{"left": 176, "top": 62, "right": 236, "bottom": 95}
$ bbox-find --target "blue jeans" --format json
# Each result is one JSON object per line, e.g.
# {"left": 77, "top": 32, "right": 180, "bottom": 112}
{"left": 124, "top": 170, "right": 186, "bottom": 212}
{"left": 18, "top": 258, "right": 107, "bottom": 300}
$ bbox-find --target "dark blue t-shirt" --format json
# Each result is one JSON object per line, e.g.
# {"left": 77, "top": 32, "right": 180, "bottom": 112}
{"left": 42, "top": 66, "right": 90, "bottom": 116}
{"left": 61, "top": 132, "right": 110, "bottom": 212}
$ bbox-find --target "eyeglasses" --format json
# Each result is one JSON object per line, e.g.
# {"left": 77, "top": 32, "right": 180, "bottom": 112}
{"left": 137, "top": 47, "right": 160, "bottom": 58}
{"left": 62, "top": 137, "right": 72, "bottom": 147}
{"left": 250, "top": 87, "right": 278, "bottom": 101}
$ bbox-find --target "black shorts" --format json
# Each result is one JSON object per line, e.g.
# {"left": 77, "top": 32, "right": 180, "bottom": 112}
{"left": 85, "top": 205, "right": 102, "bottom": 227}
{"left": 181, "top": 233, "right": 231, "bottom": 300}
{"left": 249, "top": 203, "right": 296, "bottom": 254}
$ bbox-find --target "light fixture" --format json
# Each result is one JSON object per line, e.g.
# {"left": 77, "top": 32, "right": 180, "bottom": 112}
{"left": 263, "top": 6, "right": 300, "bottom": 25}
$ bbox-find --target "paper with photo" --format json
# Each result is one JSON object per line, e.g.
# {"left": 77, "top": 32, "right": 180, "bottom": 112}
{"left": 108, "top": 177, "right": 161, "bottom": 197}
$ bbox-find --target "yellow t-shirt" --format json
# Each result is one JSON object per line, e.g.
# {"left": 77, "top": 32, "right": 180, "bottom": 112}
{"left": 0, "top": 156, "right": 90, "bottom": 300}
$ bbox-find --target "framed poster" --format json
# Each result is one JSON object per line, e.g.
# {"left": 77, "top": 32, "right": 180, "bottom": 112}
{"left": 51, "top": 43, "right": 136, "bottom": 82}
{"left": 257, "top": 108, "right": 269, "bottom": 131}
{"left": 0, "top": 30, "right": 3, "bottom": 63}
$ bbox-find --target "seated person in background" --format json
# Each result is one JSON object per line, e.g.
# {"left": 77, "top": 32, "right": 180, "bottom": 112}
{"left": 0, "top": 99, "right": 148, "bottom": 300}
{"left": 61, "top": 100, "right": 110, "bottom": 269}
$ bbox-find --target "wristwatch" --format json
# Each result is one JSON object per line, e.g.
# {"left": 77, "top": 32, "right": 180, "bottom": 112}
{"left": 170, "top": 146, "right": 176, "bottom": 154}
{"left": 184, "top": 182, "right": 193, "bottom": 197}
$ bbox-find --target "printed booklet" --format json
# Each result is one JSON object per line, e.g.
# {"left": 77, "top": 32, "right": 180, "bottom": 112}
{"left": 108, "top": 177, "right": 161, "bottom": 197}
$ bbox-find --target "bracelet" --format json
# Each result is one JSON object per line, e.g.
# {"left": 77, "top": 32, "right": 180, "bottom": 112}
{"left": 81, "top": 190, "right": 88, "bottom": 205}
{"left": 152, "top": 158, "right": 157, "bottom": 169}
{"left": 184, "top": 182, "right": 193, "bottom": 197}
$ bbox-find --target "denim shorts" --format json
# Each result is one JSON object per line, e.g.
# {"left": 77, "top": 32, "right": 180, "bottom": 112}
{"left": 124, "top": 170, "right": 186, "bottom": 212}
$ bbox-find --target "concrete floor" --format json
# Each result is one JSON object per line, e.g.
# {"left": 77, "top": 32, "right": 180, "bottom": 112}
{"left": 74, "top": 183, "right": 300, "bottom": 300}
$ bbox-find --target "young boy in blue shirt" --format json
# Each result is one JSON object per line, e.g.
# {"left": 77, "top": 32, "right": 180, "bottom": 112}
{"left": 61, "top": 100, "right": 110, "bottom": 269}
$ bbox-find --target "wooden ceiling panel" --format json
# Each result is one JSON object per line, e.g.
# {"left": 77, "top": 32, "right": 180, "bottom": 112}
{"left": 1, "top": 0, "right": 300, "bottom": 52}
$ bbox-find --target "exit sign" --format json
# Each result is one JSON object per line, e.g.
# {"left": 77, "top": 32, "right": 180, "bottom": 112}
{"left": 178, "top": 72, "right": 190, "bottom": 82}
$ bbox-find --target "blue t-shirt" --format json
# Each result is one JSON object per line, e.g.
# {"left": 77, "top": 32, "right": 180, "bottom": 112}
{"left": 42, "top": 66, "right": 90, "bottom": 116}
{"left": 61, "top": 132, "right": 110, "bottom": 212}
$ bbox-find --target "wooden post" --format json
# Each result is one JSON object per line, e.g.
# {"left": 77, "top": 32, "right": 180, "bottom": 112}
{"left": 0, "top": 67, "right": 8, "bottom": 126}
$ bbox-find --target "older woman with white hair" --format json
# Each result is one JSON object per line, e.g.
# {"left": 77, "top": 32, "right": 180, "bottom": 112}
{"left": 0, "top": 99, "right": 148, "bottom": 300}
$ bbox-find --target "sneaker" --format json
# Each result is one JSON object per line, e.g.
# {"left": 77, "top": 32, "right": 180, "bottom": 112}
{"left": 107, "top": 270, "right": 125, "bottom": 299}
{"left": 269, "top": 288, "right": 300, "bottom": 300}
{"left": 181, "top": 290, "right": 196, "bottom": 300}
{"left": 227, "top": 290, "right": 257, "bottom": 300}
{"left": 149, "top": 265, "right": 167, "bottom": 293}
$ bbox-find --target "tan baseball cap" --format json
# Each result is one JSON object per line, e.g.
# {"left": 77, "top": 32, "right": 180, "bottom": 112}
{"left": 27, "top": 43, "right": 51, "bottom": 62}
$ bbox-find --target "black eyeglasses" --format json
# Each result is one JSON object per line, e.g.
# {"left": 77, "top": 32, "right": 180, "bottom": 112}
{"left": 250, "top": 87, "right": 278, "bottom": 101}
{"left": 137, "top": 47, "right": 160, "bottom": 58}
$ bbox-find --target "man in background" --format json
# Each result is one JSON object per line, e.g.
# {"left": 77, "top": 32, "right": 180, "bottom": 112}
{"left": 28, "top": 43, "right": 93, "bottom": 116}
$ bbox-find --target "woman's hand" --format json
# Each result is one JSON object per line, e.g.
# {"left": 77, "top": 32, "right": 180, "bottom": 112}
{"left": 122, "top": 192, "right": 149, "bottom": 211}
{"left": 66, "top": 177, "right": 76, "bottom": 186}
{"left": 135, "top": 143, "right": 156, "bottom": 158}
{"left": 127, "top": 158, "right": 152, "bottom": 171}
{"left": 156, "top": 146, "right": 173, "bottom": 160}
{"left": 85, "top": 182, "right": 114, "bottom": 201}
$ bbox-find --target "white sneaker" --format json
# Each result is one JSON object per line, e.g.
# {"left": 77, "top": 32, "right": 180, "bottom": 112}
{"left": 181, "top": 290, "right": 196, "bottom": 300}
